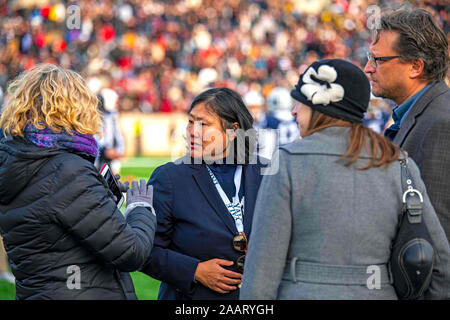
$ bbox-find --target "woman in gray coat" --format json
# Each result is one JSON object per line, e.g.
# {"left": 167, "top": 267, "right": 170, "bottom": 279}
{"left": 240, "top": 59, "right": 450, "bottom": 300}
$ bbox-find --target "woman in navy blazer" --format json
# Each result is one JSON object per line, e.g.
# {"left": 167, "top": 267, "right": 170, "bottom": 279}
{"left": 141, "top": 87, "right": 267, "bottom": 299}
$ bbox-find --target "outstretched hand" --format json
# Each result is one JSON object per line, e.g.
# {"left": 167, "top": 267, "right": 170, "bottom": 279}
{"left": 126, "top": 179, "right": 153, "bottom": 207}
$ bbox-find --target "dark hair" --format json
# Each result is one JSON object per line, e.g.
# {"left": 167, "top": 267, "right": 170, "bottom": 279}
{"left": 189, "top": 87, "right": 256, "bottom": 164}
{"left": 97, "top": 94, "right": 105, "bottom": 113}
{"left": 374, "top": 8, "right": 449, "bottom": 82}
{"left": 304, "top": 110, "right": 401, "bottom": 170}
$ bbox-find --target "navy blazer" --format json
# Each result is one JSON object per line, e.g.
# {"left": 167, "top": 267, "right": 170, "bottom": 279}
{"left": 141, "top": 156, "right": 266, "bottom": 300}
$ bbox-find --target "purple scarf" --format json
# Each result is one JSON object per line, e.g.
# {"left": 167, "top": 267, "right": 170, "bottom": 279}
{"left": 24, "top": 123, "right": 98, "bottom": 158}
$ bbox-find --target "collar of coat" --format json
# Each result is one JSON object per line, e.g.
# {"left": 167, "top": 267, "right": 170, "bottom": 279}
{"left": 281, "top": 126, "right": 407, "bottom": 160}
{"left": 393, "top": 80, "right": 449, "bottom": 147}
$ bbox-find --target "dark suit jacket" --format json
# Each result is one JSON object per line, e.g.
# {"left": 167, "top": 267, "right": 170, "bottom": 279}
{"left": 393, "top": 80, "right": 450, "bottom": 241}
{"left": 141, "top": 156, "right": 267, "bottom": 299}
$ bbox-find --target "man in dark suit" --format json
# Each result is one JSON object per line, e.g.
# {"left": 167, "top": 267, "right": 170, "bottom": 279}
{"left": 364, "top": 8, "right": 450, "bottom": 241}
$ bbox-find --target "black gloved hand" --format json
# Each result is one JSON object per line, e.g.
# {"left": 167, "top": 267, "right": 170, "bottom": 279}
{"left": 114, "top": 174, "right": 130, "bottom": 193}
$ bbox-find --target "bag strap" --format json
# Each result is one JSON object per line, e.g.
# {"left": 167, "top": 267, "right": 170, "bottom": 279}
{"left": 399, "top": 159, "right": 424, "bottom": 224}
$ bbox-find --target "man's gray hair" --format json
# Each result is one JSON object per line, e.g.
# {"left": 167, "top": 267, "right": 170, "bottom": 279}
{"left": 374, "top": 8, "right": 449, "bottom": 82}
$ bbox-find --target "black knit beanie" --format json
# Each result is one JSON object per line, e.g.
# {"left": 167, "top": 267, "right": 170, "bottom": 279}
{"left": 290, "top": 59, "right": 370, "bottom": 123}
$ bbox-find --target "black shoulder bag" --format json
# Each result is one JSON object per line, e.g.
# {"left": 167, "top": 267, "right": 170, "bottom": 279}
{"left": 390, "top": 158, "right": 435, "bottom": 299}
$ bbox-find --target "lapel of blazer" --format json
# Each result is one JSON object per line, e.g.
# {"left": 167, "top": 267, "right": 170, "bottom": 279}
{"left": 394, "top": 81, "right": 449, "bottom": 147}
{"left": 242, "top": 164, "right": 260, "bottom": 236}
{"left": 191, "top": 164, "right": 238, "bottom": 235}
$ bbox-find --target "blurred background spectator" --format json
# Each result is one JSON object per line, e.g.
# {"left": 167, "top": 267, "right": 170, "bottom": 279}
{"left": 0, "top": 0, "right": 448, "bottom": 132}
{"left": 94, "top": 87, "right": 126, "bottom": 173}
{"left": 253, "top": 86, "right": 299, "bottom": 159}
{"left": 265, "top": 87, "right": 299, "bottom": 145}
{"left": 363, "top": 94, "right": 392, "bottom": 134}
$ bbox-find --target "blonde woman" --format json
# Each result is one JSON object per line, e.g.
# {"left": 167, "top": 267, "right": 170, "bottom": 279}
{"left": 0, "top": 64, "right": 156, "bottom": 300}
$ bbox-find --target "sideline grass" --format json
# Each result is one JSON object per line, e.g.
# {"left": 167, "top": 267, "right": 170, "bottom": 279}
{"left": 120, "top": 156, "right": 172, "bottom": 181}
{"left": 0, "top": 157, "right": 172, "bottom": 300}
{"left": 0, "top": 281, "right": 15, "bottom": 300}
{"left": 0, "top": 271, "right": 160, "bottom": 300}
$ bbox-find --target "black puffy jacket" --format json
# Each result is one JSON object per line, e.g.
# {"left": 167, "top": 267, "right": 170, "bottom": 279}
{"left": 0, "top": 136, "right": 156, "bottom": 300}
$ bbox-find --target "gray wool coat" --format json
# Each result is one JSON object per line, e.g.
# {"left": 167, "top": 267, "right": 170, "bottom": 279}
{"left": 240, "top": 126, "right": 450, "bottom": 300}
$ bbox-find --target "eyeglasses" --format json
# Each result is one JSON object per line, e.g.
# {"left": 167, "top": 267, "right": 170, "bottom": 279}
{"left": 366, "top": 52, "right": 402, "bottom": 68}
{"left": 233, "top": 232, "right": 247, "bottom": 273}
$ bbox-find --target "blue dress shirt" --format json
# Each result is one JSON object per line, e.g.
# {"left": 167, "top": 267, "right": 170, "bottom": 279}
{"left": 384, "top": 84, "right": 432, "bottom": 141}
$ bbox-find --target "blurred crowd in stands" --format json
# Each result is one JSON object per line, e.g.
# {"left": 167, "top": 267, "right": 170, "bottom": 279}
{"left": 0, "top": 0, "right": 449, "bottom": 122}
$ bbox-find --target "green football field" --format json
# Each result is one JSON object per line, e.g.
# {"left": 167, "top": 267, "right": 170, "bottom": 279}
{"left": 0, "top": 156, "right": 172, "bottom": 300}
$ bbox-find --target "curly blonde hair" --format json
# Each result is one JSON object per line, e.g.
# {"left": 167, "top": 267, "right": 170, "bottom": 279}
{"left": 0, "top": 64, "right": 101, "bottom": 137}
